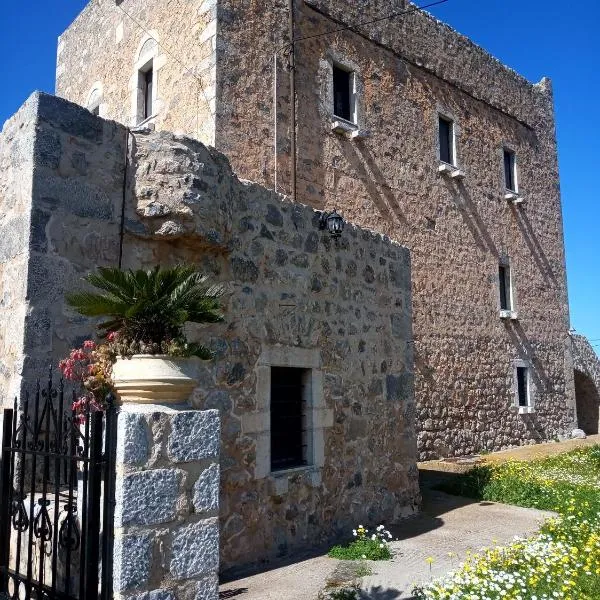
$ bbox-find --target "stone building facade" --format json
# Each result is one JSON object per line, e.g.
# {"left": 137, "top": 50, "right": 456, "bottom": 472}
{"left": 55, "top": 0, "right": 579, "bottom": 458}
{"left": 571, "top": 334, "right": 600, "bottom": 436}
{"left": 0, "top": 93, "right": 418, "bottom": 572}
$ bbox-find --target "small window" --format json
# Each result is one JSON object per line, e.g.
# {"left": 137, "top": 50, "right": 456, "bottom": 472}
{"left": 333, "top": 64, "right": 355, "bottom": 123}
{"left": 143, "top": 67, "right": 153, "bottom": 120}
{"left": 438, "top": 116, "right": 455, "bottom": 165}
{"left": 499, "top": 264, "right": 513, "bottom": 311}
{"left": 504, "top": 149, "right": 517, "bottom": 192}
{"left": 516, "top": 366, "right": 530, "bottom": 407}
{"left": 270, "top": 367, "right": 310, "bottom": 471}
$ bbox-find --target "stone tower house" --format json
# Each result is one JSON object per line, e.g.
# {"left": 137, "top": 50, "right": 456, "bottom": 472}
{"left": 56, "top": 0, "right": 578, "bottom": 458}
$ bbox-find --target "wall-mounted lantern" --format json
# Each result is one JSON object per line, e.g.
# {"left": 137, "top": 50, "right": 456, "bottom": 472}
{"left": 318, "top": 209, "right": 345, "bottom": 239}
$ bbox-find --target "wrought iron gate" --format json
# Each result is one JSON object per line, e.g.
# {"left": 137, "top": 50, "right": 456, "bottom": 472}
{"left": 0, "top": 374, "right": 116, "bottom": 600}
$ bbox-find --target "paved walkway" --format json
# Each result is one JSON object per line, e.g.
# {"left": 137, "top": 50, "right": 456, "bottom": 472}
{"left": 219, "top": 487, "right": 553, "bottom": 600}
{"left": 219, "top": 437, "right": 598, "bottom": 599}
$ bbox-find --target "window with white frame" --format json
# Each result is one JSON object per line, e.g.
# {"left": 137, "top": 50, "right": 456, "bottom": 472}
{"left": 514, "top": 362, "right": 533, "bottom": 411}
{"left": 499, "top": 262, "right": 513, "bottom": 312}
{"left": 503, "top": 148, "right": 518, "bottom": 192}
{"left": 270, "top": 367, "right": 313, "bottom": 472}
{"left": 332, "top": 64, "right": 356, "bottom": 124}
{"left": 438, "top": 115, "right": 455, "bottom": 166}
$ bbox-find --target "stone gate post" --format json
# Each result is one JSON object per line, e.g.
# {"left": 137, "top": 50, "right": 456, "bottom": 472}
{"left": 113, "top": 405, "right": 220, "bottom": 600}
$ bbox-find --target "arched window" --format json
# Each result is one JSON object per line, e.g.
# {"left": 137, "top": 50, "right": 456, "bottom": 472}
{"left": 86, "top": 83, "right": 103, "bottom": 117}
{"left": 132, "top": 35, "right": 161, "bottom": 125}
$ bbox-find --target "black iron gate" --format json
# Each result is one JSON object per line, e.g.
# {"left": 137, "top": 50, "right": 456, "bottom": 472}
{"left": 0, "top": 373, "right": 116, "bottom": 600}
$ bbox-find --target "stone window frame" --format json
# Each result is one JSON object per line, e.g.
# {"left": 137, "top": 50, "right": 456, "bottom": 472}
{"left": 435, "top": 107, "right": 460, "bottom": 169}
{"left": 321, "top": 50, "right": 364, "bottom": 133}
{"left": 130, "top": 33, "right": 166, "bottom": 126}
{"left": 512, "top": 359, "right": 535, "bottom": 414}
{"left": 86, "top": 82, "right": 105, "bottom": 117}
{"left": 498, "top": 255, "right": 518, "bottom": 320}
{"left": 241, "top": 346, "right": 333, "bottom": 490}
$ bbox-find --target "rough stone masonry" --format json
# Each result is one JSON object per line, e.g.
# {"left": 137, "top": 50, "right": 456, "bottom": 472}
{"left": 0, "top": 93, "right": 418, "bottom": 572}
{"left": 55, "top": 0, "right": 579, "bottom": 459}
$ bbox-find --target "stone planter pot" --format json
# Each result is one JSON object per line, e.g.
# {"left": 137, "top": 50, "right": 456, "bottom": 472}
{"left": 112, "top": 355, "right": 199, "bottom": 404}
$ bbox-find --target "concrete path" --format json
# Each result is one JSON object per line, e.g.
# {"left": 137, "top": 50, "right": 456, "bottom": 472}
{"left": 219, "top": 486, "right": 553, "bottom": 600}
{"left": 419, "top": 434, "right": 600, "bottom": 475}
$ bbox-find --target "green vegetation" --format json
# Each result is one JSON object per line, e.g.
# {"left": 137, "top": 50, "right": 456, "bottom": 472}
{"left": 67, "top": 265, "right": 224, "bottom": 358}
{"left": 328, "top": 525, "right": 393, "bottom": 561}
{"left": 414, "top": 445, "right": 600, "bottom": 599}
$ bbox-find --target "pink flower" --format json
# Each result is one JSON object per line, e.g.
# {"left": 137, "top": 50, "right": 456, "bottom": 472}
{"left": 107, "top": 331, "right": 118, "bottom": 342}
{"left": 83, "top": 340, "right": 96, "bottom": 350}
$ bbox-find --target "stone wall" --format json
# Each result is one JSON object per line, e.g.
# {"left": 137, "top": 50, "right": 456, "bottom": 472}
{"left": 571, "top": 334, "right": 600, "bottom": 435}
{"left": 0, "top": 93, "right": 418, "bottom": 573}
{"left": 56, "top": 0, "right": 217, "bottom": 145}
{"left": 114, "top": 406, "right": 220, "bottom": 600}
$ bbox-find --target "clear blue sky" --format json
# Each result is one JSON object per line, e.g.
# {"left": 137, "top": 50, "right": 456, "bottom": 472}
{"left": 1, "top": 1, "right": 598, "bottom": 346}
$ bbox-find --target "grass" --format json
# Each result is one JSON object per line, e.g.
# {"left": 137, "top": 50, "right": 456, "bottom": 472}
{"left": 414, "top": 445, "right": 600, "bottom": 599}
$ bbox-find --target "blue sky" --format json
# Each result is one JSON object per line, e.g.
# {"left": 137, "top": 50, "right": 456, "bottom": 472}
{"left": 1, "top": 1, "right": 598, "bottom": 346}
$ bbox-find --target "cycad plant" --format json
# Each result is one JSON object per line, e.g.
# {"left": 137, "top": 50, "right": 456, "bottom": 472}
{"left": 67, "top": 265, "right": 224, "bottom": 359}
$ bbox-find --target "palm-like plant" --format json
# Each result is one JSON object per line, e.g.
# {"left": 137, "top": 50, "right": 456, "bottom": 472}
{"left": 67, "top": 265, "right": 224, "bottom": 359}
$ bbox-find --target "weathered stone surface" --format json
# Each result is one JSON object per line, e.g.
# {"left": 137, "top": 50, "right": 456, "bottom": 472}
{"left": 571, "top": 334, "right": 600, "bottom": 435}
{"left": 131, "top": 590, "right": 175, "bottom": 600}
{"left": 116, "top": 412, "right": 149, "bottom": 466}
{"left": 193, "top": 463, "right": 220, "bottom": 514}
{"left": 168, "top": 410, "right": 220, "bottom": 463}
{"left": 194, "top": 574, "right": 219, "bottom": 600}
{"left": 114, "top": 533, "right": 153, "bottom": 591}
{"left": 170, "top": 518, "right": 219, "bottom": 579}
{"left": 118, "top": 468, "right": 183, "bottom": 526}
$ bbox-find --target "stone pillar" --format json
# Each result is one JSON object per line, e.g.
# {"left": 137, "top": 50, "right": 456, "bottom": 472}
{"left": 113, "top": 405, "right": 220, "bottom": 600}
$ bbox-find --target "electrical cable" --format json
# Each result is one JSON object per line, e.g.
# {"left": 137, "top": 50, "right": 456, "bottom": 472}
{"left": 279, "top": 0, "right": 450, "bottom": 51}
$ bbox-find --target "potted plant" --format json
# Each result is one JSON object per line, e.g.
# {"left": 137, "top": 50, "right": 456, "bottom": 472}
{"left": 66, "top": 265, "right": 224, "bottom": 404}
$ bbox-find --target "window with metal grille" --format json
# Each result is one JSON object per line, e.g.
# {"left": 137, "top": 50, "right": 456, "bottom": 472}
{"left": 270, "top": 367, "right": 310, "bottom": 471}
{"left": 438, "top": 116, "right": 454, "bottom": 165}
{"left": 504, "top": 149, "right": 517, "bottom": 191}
{"left": 516, "top": 366, "right": 529, "bottom": 407}
{"left": 499, "top": 264, "right": 512, "bottom": 311}
{"left": 333, "top": 65, "right": 353, "bottom": 122}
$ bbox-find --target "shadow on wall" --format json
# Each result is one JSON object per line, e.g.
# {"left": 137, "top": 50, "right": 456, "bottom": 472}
{"left": 574, "top": 369, "right": 600, "bottom": 435}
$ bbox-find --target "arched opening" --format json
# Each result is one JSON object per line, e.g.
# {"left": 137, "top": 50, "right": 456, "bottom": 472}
{"left": 574, "top": 369, "right": 600, "bottom": 435}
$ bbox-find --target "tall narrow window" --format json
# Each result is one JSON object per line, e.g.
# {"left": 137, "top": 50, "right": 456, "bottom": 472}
{"left": 516, "top": 366, "right": 529, "bottom": 407}
{"left": 504, "top": 149, "right": 517, "bottom": 192}
{"left": 499, "top": 264, "right": 512, "bottom": 311}
{"left": 143, "top": 67, "right": 154, "bottom": 120}
{"left": 439, "top": 116, "right": 455, "bottom": 165}
{"left": 498, "top": 265, "right": 512, "bottom": 310}
{"left": 270, "top": 367, "right": 310, "bottom": 471}
{"left": 333, "top": 65, "right": 354, "bottom": 123}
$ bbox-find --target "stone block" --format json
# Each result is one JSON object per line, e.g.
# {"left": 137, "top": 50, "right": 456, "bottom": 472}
{"left": 114, "top": 532, "right": 153, "bottom": 592}
{"left": 168, "top": 410, "right": 220, "bottom": 463}
{"left": 131, "top": 590, "right": 175, "bottom": 600}
{"left": 116, "top": 412, "right": 150, "bottom": 466}
{"left": 170, "top": 518, "right": 219, "bottom": 579}
{"left": 117, "top": 468, "right": 183, "bottom": 526}
{"left": 193, "top": 463, "right": 220, "bottom": 514}
{"left": 194, "top": 574, "right": 218, "bottom": 600}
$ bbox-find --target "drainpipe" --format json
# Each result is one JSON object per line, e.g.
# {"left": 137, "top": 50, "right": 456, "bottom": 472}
{"left": 288, "top": 0, "right": 297, "bottom": 201}
{"left": 274, "top": 53, "right": 278, "bottom": 193}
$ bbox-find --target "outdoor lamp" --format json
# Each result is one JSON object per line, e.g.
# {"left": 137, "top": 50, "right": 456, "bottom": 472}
{"left": 319, "top": 209, "right": 345, "bottom": 238}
